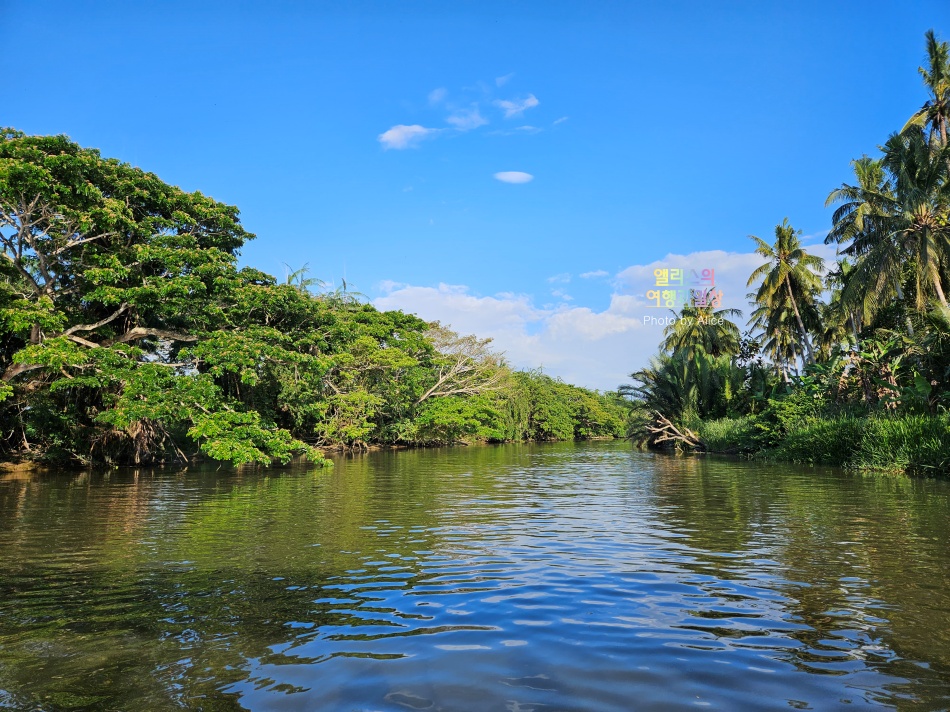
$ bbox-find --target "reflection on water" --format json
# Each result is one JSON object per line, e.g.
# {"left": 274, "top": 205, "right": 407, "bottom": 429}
{"left": 1, "top": 442, "right": 949, "bottom": 710}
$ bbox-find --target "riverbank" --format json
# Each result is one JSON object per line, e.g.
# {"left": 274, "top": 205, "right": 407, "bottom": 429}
{"left": 695, "top": 412, "right": 950, "bottom": 476}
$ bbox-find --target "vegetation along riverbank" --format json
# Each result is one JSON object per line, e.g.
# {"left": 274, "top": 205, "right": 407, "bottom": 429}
{"left": 625, "top": 30, "right": 950, "bottom": 477}
{"left": 3, "top": 29, "right": 949, "bottom": 476}
{"left": 0, "top": 132, "right": 626, "bottom": 467}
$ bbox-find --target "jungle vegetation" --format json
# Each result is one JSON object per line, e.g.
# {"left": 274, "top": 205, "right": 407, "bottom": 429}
{"left": 0, "top": 130, "right": 625, "bottom": 467}
{"left": 625, "top": 30, "right": 950, "bottom": 475}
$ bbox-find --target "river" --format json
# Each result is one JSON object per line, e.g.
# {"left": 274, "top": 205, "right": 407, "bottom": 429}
{"left": 1, "top": 441, "right": 949, "bottom": 710}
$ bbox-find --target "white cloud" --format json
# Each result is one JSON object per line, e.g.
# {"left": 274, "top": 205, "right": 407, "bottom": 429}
{"left": 374, "top": 284, "right": 647, "bottom": 390}
{"left": 494, "top": 94, "right": 539, "bottom": 118}
{"left": 446, "top": 106, "right": 488, "bottom": 131}
{"left": 801, "top": 229, "right": 831, "bottom": 244}
{"left": 553, "top": 116, "right": 569, "bottom": 125}
{"left": 547, "top": 273, "right": 571, "bottom": 284}
{"left": 372, "top": 244, "right": 842, "bottom": 391}
{"left": 614, "top": 244, "right": 840, "bottom": 320}
{"left": 378, "top": 279, "right": 408, "bottom": 293}
{"left": 494, "top": 171, "right": 534, "bottom": 184}
{"left": 488, "top": 125, "right": 542, "bottom": 137}
{"left": 378, "top": 124, "right": 439, "bottom": 150}
{"left": 580, "top": 270, "right": 609, "bottom": 279}
{"left": 495, "top": 72, "right": 515, "bottom": 87}
{"left": 551, "top": 289, "right": 573, "bottom": 301}
{"left": 428, "top": 87, "right": 447, "bottom": 105}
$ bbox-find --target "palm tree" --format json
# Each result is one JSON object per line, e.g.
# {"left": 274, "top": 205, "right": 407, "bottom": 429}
{"left": 818, "top": 260, "right": 861, "bottom": 358}
{"left": 283, "top": 263, "right": 325, "bottom": 294}
{"left": 625, "top": 353, "right": 692, "bottom": 418}
{"left": 747, "top": 298, "right": 803, "bottom": 381}
{"left": 903, "top": 29, "right": 950, "bottom": 147}
{"left": 824, "top": 156, "right": 914, "bottom": 332}
{"left": 661, "top": 303, "right": 742, "bottom": 360}
{"left": 747, "top": 219, "right": 825, "bottom": 364}
{"left": 829, "top": 130, "right": 950, "bottom": 317}
{"left": 880, "top": 127, "right": 950, "bottom": 308}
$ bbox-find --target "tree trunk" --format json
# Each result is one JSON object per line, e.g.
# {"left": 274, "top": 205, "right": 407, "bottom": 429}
{"left": 785, "top": 275, "right": 814, "bottom": 365}
{"left": 932, "top": 270, "right": 949, "bottom": 308}
{"left": 849, "top": 313, "right": 861, "bottom": 350}
{"left": 893, "top": 279, "right": 915, "bottom": 337}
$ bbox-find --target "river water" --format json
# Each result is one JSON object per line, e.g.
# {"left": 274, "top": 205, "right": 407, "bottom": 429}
{"left": 1, "top": 441, "right": 949, "bottom": 711}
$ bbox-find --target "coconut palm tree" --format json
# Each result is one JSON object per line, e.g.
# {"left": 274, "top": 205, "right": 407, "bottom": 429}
{"left": 747, "top": 219, "right": 825, "bottom": 364}
{"left": 880, "top": 127, "right": 950, "bottom": 308}
{"left": 661, "top": 303, "right": 742, "bottom": 360}
{"left": 818, "top": 260, "right": 861, "bottom": 359}
{"left": 903, "top": 29, "right": 950, "bottom": 147}
{"left": 746, "top": 298, "right": 803, "bottom": 381}
{"left": 824, "top": 156, "right": 915, "bottom": 332}
{"left": 830, "top": 130, "right": 950, "bottom": 317}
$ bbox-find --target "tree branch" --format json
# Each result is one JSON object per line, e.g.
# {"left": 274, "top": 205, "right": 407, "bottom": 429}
{"left": 63, "top": 304, "right": 129, "bottom": 336}
{"left": 107, "top": 327, "right": 198, "bottom": 345}
{"left": 1, "top": 363, "right": 45, "bottom": 382}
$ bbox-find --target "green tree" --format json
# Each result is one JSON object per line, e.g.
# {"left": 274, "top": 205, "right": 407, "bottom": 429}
{"left": 903, "top": 29, "right": 950, "bottom": 146}
{"left": 0, "top": 130, "right": 326, "bottom": 465}
{"left": 747, "top": 219, "right": 824, "bottom": 365}
{"left": 660, "top": 303, "right": 741, "bottom": 360}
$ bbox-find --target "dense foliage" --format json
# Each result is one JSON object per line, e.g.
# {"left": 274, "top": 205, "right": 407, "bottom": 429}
{"left": 625, "top": 30, "right": 950, "bottom": 475}
{"left": 0, "top": 131, "right": 624, "bottom": 466}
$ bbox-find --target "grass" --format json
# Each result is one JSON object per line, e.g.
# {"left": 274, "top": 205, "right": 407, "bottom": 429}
{"left": 697, "top": 412, "right": 950, "bottom": 476}
{"left": 697, "top": 416, "right": 761, "bottom": 455}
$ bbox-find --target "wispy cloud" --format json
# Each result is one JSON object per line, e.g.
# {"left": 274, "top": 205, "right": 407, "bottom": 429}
{"left": 494, "top": 171, "right": 534, "bottom": 184}
{"left": 488, "top": 125, "right": 543, "bottom": 137}
{"left": 382, "top": 81, "right": 549, "bottom": 149}
{"left": 494, "top": 94, "right": 539, "bottom": 118}
{"left": 446, "top": 106, "right": 488, "bottom": 131}
{"left": 378, "top": 124, "right": 439, "bottom": 150}
{"left": 800, "top": 229, "right": 831, "bottom": 244}
{"left": 553, "top": 116, "right": 569, "bottom": 125}
{"left": 580, "top": 270, "right": 609, "bottom": 279}
{"left": 547, "top": 273, "right": 571, "bottom": 284}
{"left": 551, "top": 289, "right": 573, "bottom": 301}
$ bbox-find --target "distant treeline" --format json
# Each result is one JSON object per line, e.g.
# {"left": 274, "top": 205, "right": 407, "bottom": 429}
{"left": 0, "top": 130, "right": 625, "bottom": 467}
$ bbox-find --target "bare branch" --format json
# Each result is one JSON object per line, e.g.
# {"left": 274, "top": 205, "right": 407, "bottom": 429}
{"left": 107, "top": 328, "right": 198, "bottom": 345}
{"left": 66, "top": 335, "right": 101, "bottom": 349}
{"left": 416, "top": 324, "right": 508, "bottom": 404}
{"left": 646, "top": 412, "right": 706, "bottom": 451}
{"left": 1, "top": 363, "right": 45, "bottom": 382}
{"left": 49, "top": 230, "right": 115, "bottom": 257}
{"left": 63, "top": 304, "right": 129, "bottom": 336}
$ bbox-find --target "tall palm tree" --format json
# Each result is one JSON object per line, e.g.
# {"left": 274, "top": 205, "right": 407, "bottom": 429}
{"left": 880, "top": 127, "right": 950, "bottom": 308}
{"left": 746, "top": 298, "right": 803, "bottom": 380}
{"left": 903, "top": 29, "right": 950, "bottom": 147}
{"left": 747, "top": 219, "right": 825, "bottom": 364}
{"left": 818, "top": 260, "right": 861, "bottom": 358}
{"left": 824, "top": 156, "right": 914, "bottom": 331}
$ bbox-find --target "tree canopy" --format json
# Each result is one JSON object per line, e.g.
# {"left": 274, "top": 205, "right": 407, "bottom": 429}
{"left": 0, "top": 130, "right": 625, "bottom": 466}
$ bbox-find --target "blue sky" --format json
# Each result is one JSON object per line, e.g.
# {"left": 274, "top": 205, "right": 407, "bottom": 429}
{"left": 4, "top": 1, "right": 946, "bottom": 388}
